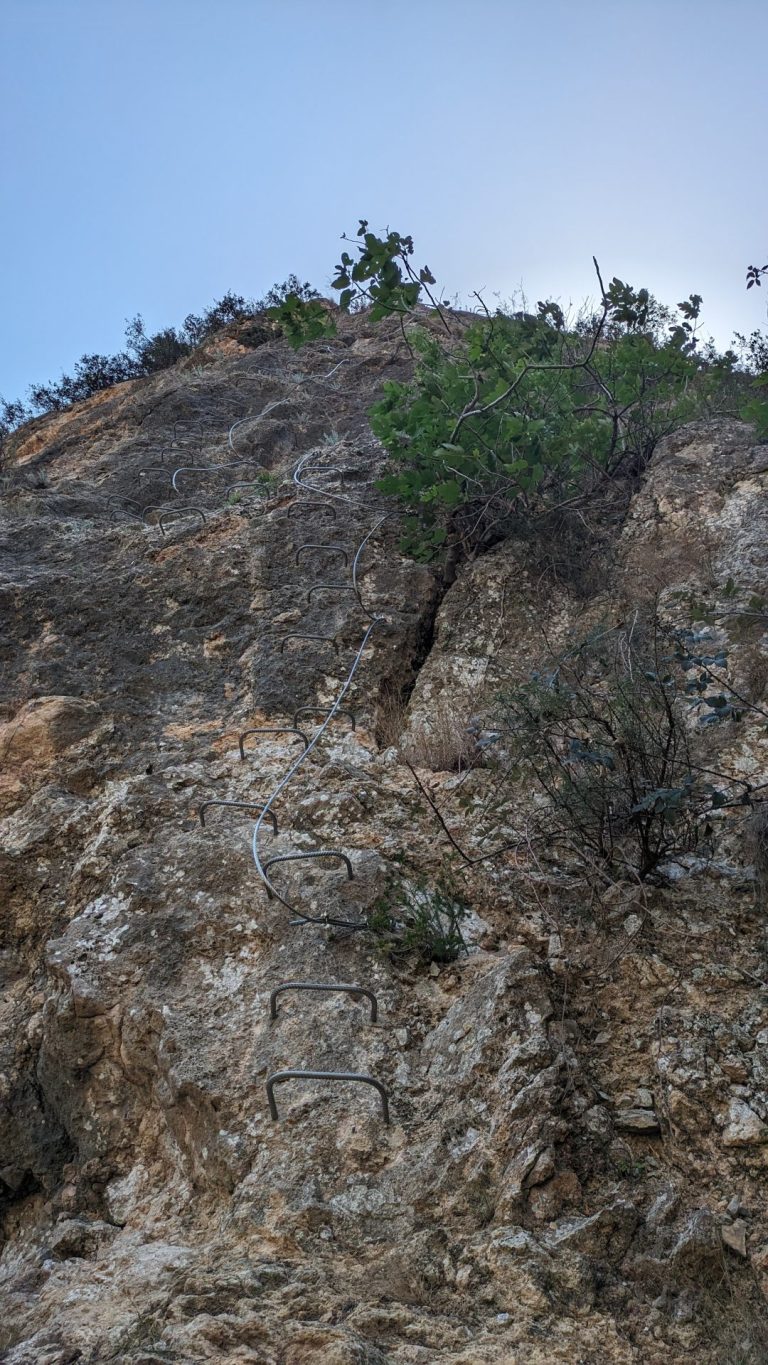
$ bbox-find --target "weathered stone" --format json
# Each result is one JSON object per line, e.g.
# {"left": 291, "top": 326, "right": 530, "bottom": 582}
{"left": 485, "top": 1225, "right": 594, "bottom": 1310}
{"left": 667, "top": 1087, "right": 712, "bottom": 1135}
{"left": 583, "top": 1104, "right": 613, "bottom": 1141}
{"left": 668, "top": 1209, "right": 722, "bottom": 1276}
{"left": 615, "top": 1107, "right": 661, "bottom": 1133}
{"left": 721, "top": 1056, "right": 750, "bottom": 1081}
{"left": 722, "top": 1098, "right": 768, "bottom": 1147}
{"left": 527, "top": 1146, "right": 556, "bottom": 1186}
{"left": 45, "top": 1217, "right": 117, "bottom": 1260}
{"left": 543, "top": 1200, "right": 640, "bottom": 1263}
{"left": 721, "top": 1218, "right": 748, "bottom": 1257}
{"left": 2, "top": 344, "right": 767, "bottom": 1365}
{"left": 528, "top": 1170, "right": 583, "bottom": 1222}
{"left": 645, "top": 1186, "right": 681, "bottom": 1227}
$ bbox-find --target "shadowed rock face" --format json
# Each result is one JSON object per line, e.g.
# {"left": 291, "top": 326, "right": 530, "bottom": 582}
{"left": 1, "top": 315, "right": 767, "bottom": 1362}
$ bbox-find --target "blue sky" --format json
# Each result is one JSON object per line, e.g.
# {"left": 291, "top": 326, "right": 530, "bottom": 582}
{"left": 1, "top": 0, "right": 766, "bottom": 401}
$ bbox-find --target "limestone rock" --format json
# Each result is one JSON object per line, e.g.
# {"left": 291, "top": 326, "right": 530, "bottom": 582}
{"left": 543, "top": 1200, "right": 641, "bottom": 1263}
{"left": 722, "top": 1099, "right": 768, "bottom": 1147}
{"left": 2, "top": 340, "right": 768, "bottom": 1364}
{"left": 615, "top": 1107, "right": 661, "bottom": 1133}
{"left": 721, "top": 1218, "right": 748, "bottom": 1257}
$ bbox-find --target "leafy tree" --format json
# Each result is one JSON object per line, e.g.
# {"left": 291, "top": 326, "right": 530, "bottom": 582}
{"left": 740, "top": 263, "right": 768, "bottom": 438}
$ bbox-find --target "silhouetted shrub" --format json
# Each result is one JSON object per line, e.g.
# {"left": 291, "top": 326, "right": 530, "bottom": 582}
{"left": 1, "top": 278, "right": 321, "bottom": 429}
{"left": 261, "top": 275, "right": 320, "bottom": 308}
{"left": 496, "top": 617, "right": 762, "bottom": 880}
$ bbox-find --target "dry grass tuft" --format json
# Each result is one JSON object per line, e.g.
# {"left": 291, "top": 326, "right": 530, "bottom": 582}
{"left": 402, "top": 703, "right": 478, "bottom": 773}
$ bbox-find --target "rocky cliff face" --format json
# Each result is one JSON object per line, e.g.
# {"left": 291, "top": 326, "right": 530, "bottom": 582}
{"left": 1, "top": 316, "right": 767, "bottom": 1363}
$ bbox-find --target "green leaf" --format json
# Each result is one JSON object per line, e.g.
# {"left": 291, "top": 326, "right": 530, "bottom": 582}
{"left": 435, "top": 479, "right": 461, "bottom": 505}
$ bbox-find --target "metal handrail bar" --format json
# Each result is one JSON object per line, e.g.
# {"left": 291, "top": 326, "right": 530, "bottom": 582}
{"left": 292, "top": 449, "right": 351, "bottom": 506}
{"left": 238, "top": 727, "right": 309, "bottom": 760}
{"left": 266, "top": 1070, "right": 390, "bottom": 1124}
{"left": 159, "top": 508, "right": 206, "bottom": 534}
{"left": 278, "top": 634, "right": 338, "bottom": 654}
{"left": 173, "top": 419, "right": 205, "bottom": 444}
{"left": 172, "top": 460, "right": 264, "bottom": 493}
{"left": 261, "top": 849, "right": 354, "bottom": 898}
{"left": 199, "top": 800, "right": 278, "bottom": 834}
{"left": 264, "top": 847, "right": 364, "bottom": 928}
{"left": 251, "top": 617, "right": 382, "bottom": 910}
{"left": 295, "top": 544, "right": 349, "bottom": 567}
{"left": 307, "top": 583, "right": 355, "bottom": 603}
{"left": 247, "top": 443, "right": 392, "bottom": 919}
{"left": 269, "top": 981, "right": 378, "bottom": 1022}
{"left": 142, "top": 505, "right": 170, "bottom": 524}
{"left": 228, "top": 399, "right": 293, "bottom": 451}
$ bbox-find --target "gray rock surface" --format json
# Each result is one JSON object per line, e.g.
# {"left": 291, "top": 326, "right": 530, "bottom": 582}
{"left": 1, "top": 325, "right": 768, "bottom": 1361}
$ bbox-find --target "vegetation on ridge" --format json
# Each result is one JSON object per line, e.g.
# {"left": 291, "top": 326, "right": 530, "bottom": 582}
{"left": 0, "top": 276, "right": 319, "bottom": 443}
{"left": 277, "top": 220, "right": 768, "bottom": 561}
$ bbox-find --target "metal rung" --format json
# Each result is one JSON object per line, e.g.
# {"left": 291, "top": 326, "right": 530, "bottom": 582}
{"left": 292, "top": 706, "right": 356, "bottom": 731}
{"left": 228, "top": 400, "right": 293, "bottom": 452}
{"left": 261, "top": 850, "right": 353, "bottom": 900}
{"left": 278, "top": 634, "right": 338, "bottom": 654}
{"left": 295, "top": 544, "right": 349, "bottom": 567}
{"left": 307, "top": 583, "right": 355, "bottom": 603}
{"left": 239, "top": 727, "right": 309, "bottom": 760}
{"left": 172, "top": 460, "right": 264, "bottom": 493}
{"left": 269, "top": 981, "right": 378, "bottom": 1022}
{"left": 159, "top": 508, "right": 206, "bottom": 534}
{"left": 173, "top": 419, "right": 205, "bottom": 443}
{"left": 266, "top": 1070, "right": 390, "bottom": 1124}
{"left": 199, "top": 800, "right": 278, "bottom": 834}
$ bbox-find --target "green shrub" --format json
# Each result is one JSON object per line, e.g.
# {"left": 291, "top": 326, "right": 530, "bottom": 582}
{"left": 369, "top": 880, "right": 469, "bottom": 964}
{"left": 283, "top": 219, "right": 766, "bottom": 559}
{"left": 226, "top": 470, "right": 278, "bottom": 503}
